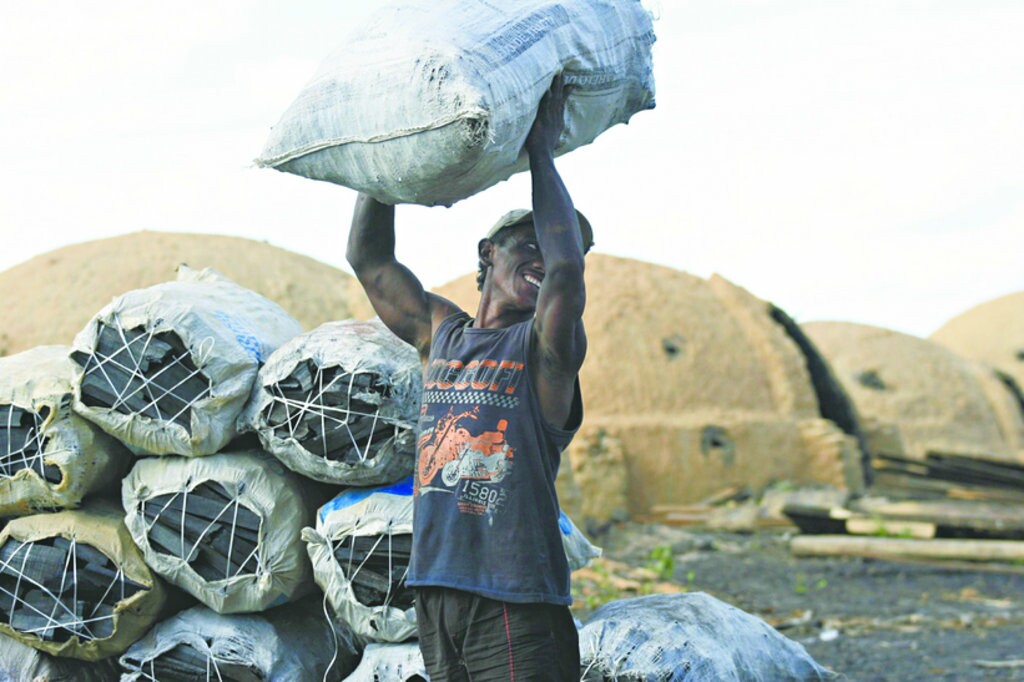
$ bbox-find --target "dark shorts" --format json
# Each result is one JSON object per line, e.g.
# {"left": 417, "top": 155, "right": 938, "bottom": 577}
{"left": 414, "top": 586, "right": 580, "bottom": 681}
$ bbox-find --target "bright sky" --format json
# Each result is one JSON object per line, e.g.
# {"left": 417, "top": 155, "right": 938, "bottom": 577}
{"left": 1, "top": 1, "right": 1021, "bottom": 338}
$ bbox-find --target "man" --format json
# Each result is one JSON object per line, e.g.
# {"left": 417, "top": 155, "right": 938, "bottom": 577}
{"left": 347, "top": 75, "right": 590, "bottom": 680}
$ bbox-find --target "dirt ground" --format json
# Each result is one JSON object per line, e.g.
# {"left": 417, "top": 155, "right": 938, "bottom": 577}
{"left": 574, "top": 522, "right": 1024, "bottom": 681}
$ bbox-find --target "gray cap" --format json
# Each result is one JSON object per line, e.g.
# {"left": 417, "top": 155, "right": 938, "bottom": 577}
{"left": 485, "top": 208, "right": 594, "bottom": 253}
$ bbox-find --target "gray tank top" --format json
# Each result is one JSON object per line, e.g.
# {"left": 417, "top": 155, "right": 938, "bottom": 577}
{"left": 407, "top": 312, "right": 582, "bottom": 604}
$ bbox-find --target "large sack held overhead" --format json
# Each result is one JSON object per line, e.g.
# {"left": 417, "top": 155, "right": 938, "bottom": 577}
{"left": 122, "top": 448, "right": 328, "bottom": 614}
{"left": 578, "top": 593, "right": 836, "bottom": 681}
{"left": 345, "top": 642, "right": 427, "bottom": 682}
{"left": 256, "top": 0, "right": 656, "bottom": 206}
{"left": 0, "top": 633, "right": 119, "bottom": 682}
{"left": 304, "top": 478, "right": 418, "bottom": 643}
{"left": 0, "top": 501, "right": 168, "bottom": 662}
{"left": 241, "top": 319, "right": 420, "bottom": 486}
{"left": 70, "top": 266, "right": 301, "bottom": 457}
{"left": 119, "top": 597, "right": 360, "bottom": 681}
{"left": 0, "top": 346, "right": 129, "bottom": 517}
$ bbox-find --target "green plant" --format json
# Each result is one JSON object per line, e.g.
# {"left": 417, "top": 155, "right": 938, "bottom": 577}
{"left": 646, "top": 544, "right": 675, "bottom": 580}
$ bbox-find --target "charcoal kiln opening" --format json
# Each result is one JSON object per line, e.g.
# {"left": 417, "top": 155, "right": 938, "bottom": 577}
{"left": 262, "top": 360, "right": 405, "bottom": 464}
{"left": 140, "top": 481, "right": 262, "bottom": 582}
{"left": 0, "top": 404, "right": 61, "bottom": 484}
{"left": 333, "top": 532, "right": 414, "bottom": 610}
{"left": 72, "top": 323, "right": 212, "bottom": 434}
{"left": 0, "top": 535, "right": 145, "bottom": 642}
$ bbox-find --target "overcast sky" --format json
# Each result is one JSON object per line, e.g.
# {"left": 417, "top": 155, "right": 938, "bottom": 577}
{"left": 1, "top": 1, "right": 1021, "bottom": 338}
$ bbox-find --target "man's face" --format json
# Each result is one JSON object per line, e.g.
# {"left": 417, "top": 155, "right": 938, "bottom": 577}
{"left": 486, "top": 224, "right": 544, "bottom": 310}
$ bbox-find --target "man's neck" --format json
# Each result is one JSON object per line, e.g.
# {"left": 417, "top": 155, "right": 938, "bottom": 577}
{"left": 473, "top": 291, "right": 534, "bottom": 329}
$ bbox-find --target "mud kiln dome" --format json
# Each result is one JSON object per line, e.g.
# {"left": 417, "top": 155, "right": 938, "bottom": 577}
{"left": 435, "top": 254, "right": 866, "bottom": 520}
{"left": 0, "top": 231, "right": 370, "bottom": 356}
{"left": 803, "top": 321, "right": 1024, "bottom": 467}
{"left": 930, "top": 291, "right": 1024, "bottom": 394}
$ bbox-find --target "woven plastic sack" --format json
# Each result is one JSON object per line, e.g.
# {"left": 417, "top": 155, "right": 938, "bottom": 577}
{"left": 256, "top": 0, "right": 656, "bottom": 206}
{"left": 0, "top": 631, "right": 119, "bottom": 681}
{"left": 579, "top": 592, "right": 837, "bottom": 681}
{"left": 0, "top": 346, "right": 129, "bottom": 517}
{"left": 560, "top": 509, "right": 601, "bottom": 571}
{"left": 344, "top": 642, "right": 427, "bottom": 682}
{"left": 122, "top": 448, "right": 327, "bottom": 614}
{"left": 119, "top": 597, "right": 360, "bottom": 681}
{"left": 304, "top": 477, "right": 418, "bottom": 643}
{"left": 0, "top": 501, "right": 168, "bottom": 662}
{"left": 70, "top": 266, "right": 301, "bottom": 457}
{"left": 241, "top": 319, "right": 420, "bottom": 486}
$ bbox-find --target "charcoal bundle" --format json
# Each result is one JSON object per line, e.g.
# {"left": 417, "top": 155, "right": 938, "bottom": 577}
{"left": 70, "top": 266, "right": 301, "bottom": 457}
{"left": 0, "top": 346, "right": 129, "bottom": 517}
{"left": 241, "top": 319, "right": 420, "bottom": 486}
{"left": 119, "top": 596, "right": 360, "bottom": 681}
{"left": 344, "top": 642, "right": 427, "bottom": 682}
{"left": 123, "top": 448, "right": 328, "bottom": 614}
{"left": 0, "top": 501, "right": 167, "bottom": 661}
{"left": 303, "top": 477, "right": 417, "bottom": 642}
{"left": 0, "top": 633, "right": 119, "bottom": 682}
{"left": 578, "top": 593, "right": 836, "bottom": 681}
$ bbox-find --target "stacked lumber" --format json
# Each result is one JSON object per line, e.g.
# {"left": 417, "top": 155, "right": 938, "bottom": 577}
{"left": 72, "top": 324, "right": 210, "bottom": 433}
{"left": 0, "top": 403, "right": 60, "bottom": 484}
{"left": 262, "top": 359, "right": 400, "bottom": 464}
{"left": 870, "top": 451, "right": 1024, "bottom": 503}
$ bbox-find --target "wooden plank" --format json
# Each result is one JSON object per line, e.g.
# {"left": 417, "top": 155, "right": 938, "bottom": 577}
{"left": 845, "top": 518, "right": 936, "bottom": 539}
{"left": 790, "top": 535, "right": 1024, "bottom": 562}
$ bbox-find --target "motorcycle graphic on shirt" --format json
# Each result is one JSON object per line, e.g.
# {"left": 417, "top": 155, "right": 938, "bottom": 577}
{"left": 416, "top": 406, "right": 514, "bottom": 515}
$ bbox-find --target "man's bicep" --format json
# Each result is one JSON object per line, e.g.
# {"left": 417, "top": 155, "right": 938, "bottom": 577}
{"left": 534, "top": 269, "right": 587, "bottom": 373}
{"left": 356, "top": 259, "right": 434, "bottom": 351}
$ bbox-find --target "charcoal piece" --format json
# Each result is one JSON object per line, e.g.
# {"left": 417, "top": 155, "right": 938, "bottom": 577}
{"left": 142, "top": 483, "right": 264, "bottom": 582}
{"left": 331, "top": 532, "right": 414, "bottom": 609}
{"left": 0, "top": 535, "right": 141, "bottom": 643}
{"left": 0, "top": 403, "right": 61, "bottom": 483}
{"left": 74, "top": 324, "right": 212, "bottom": 435}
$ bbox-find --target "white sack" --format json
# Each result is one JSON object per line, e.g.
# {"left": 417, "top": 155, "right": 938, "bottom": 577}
{"left": 0, "top": 633, "right": 119, "bottom": 681}
{"left": 304, "top": 477, "right": 418, "bottom": 643}
{"left": 119, "top": 598, "right": 360, "bottom": 681}
{"left": 70, "top": 266, "right": 301, "bottom": 456}
{"left": 240, "top": 319, "right": 420, "bottom": 486}
{"left": 257, "top": 0, "right": 656, "bottom": 206}
{"left": 579, "top": 592, "right": 837, "bottom": 681}
{"left": 122, "top": 449, "right": 324, "bottom": 614}
{"left": 0, "top": 346, "right": 128, "bottom": 517}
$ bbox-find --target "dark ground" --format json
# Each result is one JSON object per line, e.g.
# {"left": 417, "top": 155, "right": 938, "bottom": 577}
{"left": 584, "top": 522, "right": 1024, "bottom": 681}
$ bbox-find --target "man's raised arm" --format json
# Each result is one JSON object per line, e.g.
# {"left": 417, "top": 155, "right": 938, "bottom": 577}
{"left": 346, "top": 193, "right": 459, "bottom": 359}
{"left": 528, "top": 76, "right": 588, "bottom": 426}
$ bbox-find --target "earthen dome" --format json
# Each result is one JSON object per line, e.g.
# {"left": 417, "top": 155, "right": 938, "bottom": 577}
{"left": 930, "top": 291, "right": 1024, "bottom": 393}
{"left": 803, "top": 321, "right": 1024, "bottom": 466}
{"left": 0, "top": 231, "right": 372, "bottom": 357}
{"left": 435, "top": 254, "right": 866, "bottom": 520}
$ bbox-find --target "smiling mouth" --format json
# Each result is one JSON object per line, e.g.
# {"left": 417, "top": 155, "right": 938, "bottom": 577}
{"left": 524, "top": 274, "right": 542, "bottom": 288}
